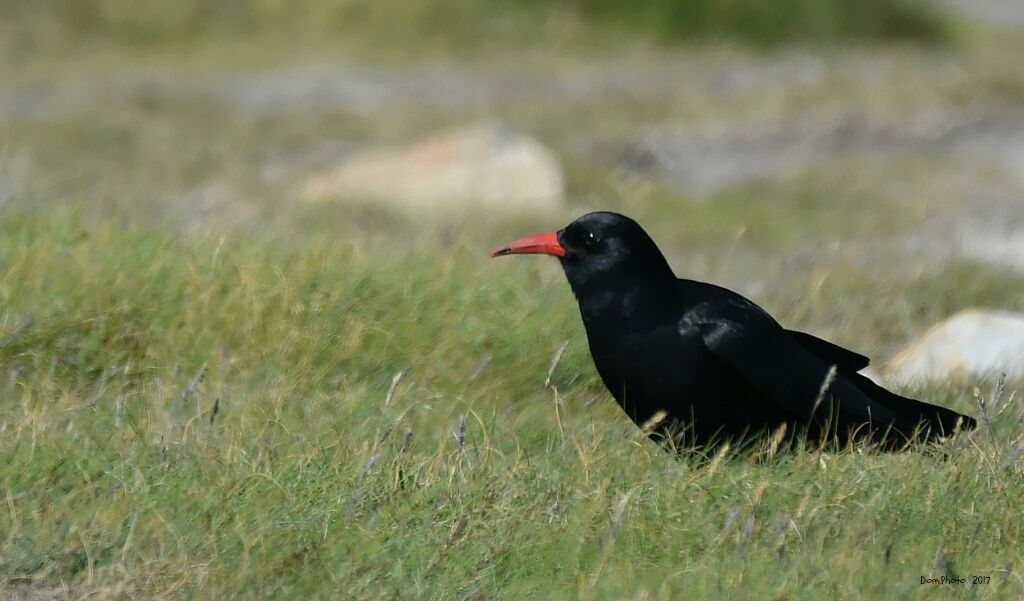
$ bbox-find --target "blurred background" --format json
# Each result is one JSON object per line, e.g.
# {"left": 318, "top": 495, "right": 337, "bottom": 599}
{"left": 2, "top": 0, "right": 1024, "bottom": 380}
{"left": 3, "top": 4, "right": 1024, "bottom": 598}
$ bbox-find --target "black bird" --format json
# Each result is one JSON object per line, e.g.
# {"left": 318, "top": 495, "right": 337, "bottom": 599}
{"left": 492, "top": 211, "right": 975, "bottom": 451}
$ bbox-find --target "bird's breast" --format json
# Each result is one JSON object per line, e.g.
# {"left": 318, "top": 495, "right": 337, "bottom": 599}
{"left": 585, "top": 323, "right": 708, "bottom": 409}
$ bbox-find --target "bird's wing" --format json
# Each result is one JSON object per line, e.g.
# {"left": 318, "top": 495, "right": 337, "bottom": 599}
{"left": 681, "top": 299, "right": 897, "bottom": 426}
{"left": 786, "top": 330, "right": 870, "bottom": 372}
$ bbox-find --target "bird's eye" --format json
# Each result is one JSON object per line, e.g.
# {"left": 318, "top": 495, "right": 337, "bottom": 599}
{"left": 583, "top": 231, "right": 601, "bottom": 246}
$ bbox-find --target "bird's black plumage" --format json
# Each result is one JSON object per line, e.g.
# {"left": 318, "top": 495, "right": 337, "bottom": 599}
{"left": 493, "top": 211, "right": 975, "bottom": 451}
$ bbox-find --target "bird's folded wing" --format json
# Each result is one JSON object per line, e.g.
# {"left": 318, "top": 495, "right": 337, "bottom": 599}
{"left": 785, "top": 329, "right": 870, "bottom": 372}
{"left": 683, "top": 311, "right": 896, "bottom": 426}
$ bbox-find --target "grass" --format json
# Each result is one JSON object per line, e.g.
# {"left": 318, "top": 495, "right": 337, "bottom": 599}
{"left": 517, "top": 0, "right": 949, "bottom": 45}
{"left": 3, "top": 6, "right": 1024, "bottom": 595}
{"left": 2, "top": 0, "right": 950, "bottom": 67}
{"left": 1, "top": 207, "right": 1022, "bottom": 599}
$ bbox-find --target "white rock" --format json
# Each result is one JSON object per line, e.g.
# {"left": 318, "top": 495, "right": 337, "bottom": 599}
{"left": 888, "top": 309, "right": 1024, "bottom": 383}
{"left": 302, "top": 124, "right": 563, "bottom": 213}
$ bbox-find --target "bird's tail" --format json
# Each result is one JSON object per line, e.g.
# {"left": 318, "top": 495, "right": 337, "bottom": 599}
{"left": 851, "top": 373, "right": 976, "bottom": 442}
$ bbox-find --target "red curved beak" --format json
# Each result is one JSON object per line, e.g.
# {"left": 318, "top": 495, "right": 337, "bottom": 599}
{"left": 490, "top": 231, "right": 566, "bottom": 258}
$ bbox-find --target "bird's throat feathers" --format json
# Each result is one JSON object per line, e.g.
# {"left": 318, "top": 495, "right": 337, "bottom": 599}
{"left": 571, "top": 272, "right": 676, "bottom": 327}
{"left": 562, "top": 247, "right": 675, "bottom": 326}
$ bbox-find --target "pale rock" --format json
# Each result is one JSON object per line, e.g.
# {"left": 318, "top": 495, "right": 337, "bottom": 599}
{"left": 302, "top": 124, "right": 563, "bottom": 213}
{"left": 888, "top": 309, "right": 1024, "bottom": 383}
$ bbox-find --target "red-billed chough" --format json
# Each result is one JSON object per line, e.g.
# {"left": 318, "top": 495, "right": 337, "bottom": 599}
{"left": 492, "top": 211, "right": 975, "bottom": 451}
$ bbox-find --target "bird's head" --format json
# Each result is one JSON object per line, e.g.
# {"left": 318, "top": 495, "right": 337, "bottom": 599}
{"left": 491, "top": 211, "right": 673, "bottom": 292}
